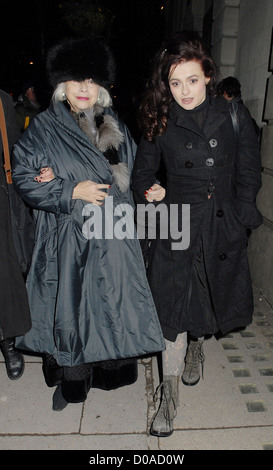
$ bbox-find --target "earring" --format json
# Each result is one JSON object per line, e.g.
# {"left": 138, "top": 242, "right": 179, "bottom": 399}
{"left": 62, "top": 92, "right": 67, "bottom": 100}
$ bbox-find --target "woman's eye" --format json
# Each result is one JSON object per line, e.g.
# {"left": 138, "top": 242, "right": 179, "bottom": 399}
{"left": 190, "top": 79, "right": 198, "bottom": 84}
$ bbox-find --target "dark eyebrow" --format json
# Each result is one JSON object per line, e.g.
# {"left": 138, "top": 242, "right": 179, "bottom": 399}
{"left": 169, "top": 74, "right": 199, "bottom": 81}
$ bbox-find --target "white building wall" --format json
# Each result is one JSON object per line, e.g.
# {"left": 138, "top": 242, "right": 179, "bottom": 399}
{"left": 248, "top": 44, "right": 273, "bottom": 306}
{"left": 211, "top": 0, "right": 240, "bottom": 80}
{"left": 235, "top": 0, "right": 273, "bottom": 126}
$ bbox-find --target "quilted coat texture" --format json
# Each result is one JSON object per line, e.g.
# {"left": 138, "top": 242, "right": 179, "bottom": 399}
{"left": 12, "top": 100, "right": 165, "bottom": 366}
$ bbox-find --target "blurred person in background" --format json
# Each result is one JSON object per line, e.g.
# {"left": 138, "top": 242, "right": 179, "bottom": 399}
{"left": 15, "top": 80, "right": 41, "bottom": 133}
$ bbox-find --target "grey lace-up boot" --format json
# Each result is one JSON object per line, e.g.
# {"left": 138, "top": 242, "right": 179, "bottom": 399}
{"left": 150, "top": 375, "right": 179, "bottom": 437}
{"left": 182, "top": 338, "right": 205, "bottom": 386}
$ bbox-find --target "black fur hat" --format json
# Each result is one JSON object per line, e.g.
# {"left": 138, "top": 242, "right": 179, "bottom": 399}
{"left": 46, "top": 36, "right": 115, "bottom": 90}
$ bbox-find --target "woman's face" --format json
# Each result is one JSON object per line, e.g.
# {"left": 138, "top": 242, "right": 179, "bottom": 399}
{"left": 169, "top": 59, "right": 210, "bottom": 110}
{"left": 65, "top": 79, "right": 100, "bottom": 113}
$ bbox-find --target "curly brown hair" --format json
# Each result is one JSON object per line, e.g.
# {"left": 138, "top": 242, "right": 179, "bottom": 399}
{"left": 139, "top": 31, "right": 217, "bottom": 142}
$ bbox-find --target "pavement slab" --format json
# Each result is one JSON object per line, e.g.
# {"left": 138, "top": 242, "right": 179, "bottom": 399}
{"left": 0, "top": 285, "right": 272, "bottom": 452}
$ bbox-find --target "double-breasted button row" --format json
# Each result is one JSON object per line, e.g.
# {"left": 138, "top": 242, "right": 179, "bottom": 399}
{"left": 184, "top": 139, "right": 218, "bottom": 149}
{"left": 184, "top": 158, "right": 215, "bottom": 168}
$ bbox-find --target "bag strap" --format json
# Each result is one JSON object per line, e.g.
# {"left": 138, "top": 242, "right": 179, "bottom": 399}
{"left": 229, "top": 100, "right": 239, "bottom": 141}
{"left": 0, "top": 97, "right": 12, "bottom": 184}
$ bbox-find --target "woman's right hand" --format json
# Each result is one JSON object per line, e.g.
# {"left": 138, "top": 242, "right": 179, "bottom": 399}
{"left": 72, "top": 180, "right": 110, "bottom": 205}
{"left": 145, "top": 183, "right": 166, "bottom": 202}
{"left": 34, "top": 167, "right": 55, "bottom": 183}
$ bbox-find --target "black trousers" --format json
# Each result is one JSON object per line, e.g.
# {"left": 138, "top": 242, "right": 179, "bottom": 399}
{"left": 42, "top": 354, "right": 138, "bottom": 402}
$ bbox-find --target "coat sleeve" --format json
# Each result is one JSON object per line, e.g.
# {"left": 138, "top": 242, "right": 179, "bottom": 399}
{"left": 131, "top": 136, "right": 163, "bottom": 204}
{"left": 11, "top": 121, "right": 77, "bottom": 215}
{"left": 233, "top": 103, "right": 263, "bottom": 229}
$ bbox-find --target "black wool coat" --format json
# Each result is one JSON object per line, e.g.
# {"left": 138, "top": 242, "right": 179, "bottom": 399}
{"left": 0, "top": 90, "right": 31, "bottom": 341}
{"left": 132, "top": 95, "right": 262, "bottom": 341}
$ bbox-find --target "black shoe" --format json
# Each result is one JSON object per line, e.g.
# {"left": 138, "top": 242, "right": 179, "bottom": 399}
{"left": 61, "top": 379, "right": 90, "bottom": 403}
{"left": 52, "top": 385, "right": 68, "bottom": 411}
{"left": 0, "top": 338, "right": 25, "bottom": 380}
{"left": 42, "top": 354, "right": 64, "bottom": 387}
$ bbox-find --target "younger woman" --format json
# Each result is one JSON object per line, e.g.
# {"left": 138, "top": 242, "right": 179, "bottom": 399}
{"left": 132, "top": 31, "right": 262, "bottom": 436}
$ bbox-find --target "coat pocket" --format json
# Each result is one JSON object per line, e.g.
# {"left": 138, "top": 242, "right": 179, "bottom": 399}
{"left": 231, "top": 198, "right": 263, "bottom": 230}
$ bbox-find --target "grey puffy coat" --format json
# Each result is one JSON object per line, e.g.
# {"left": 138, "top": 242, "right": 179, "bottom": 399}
{"left": 12, "top": 100, "right": 165, "bottom": 366}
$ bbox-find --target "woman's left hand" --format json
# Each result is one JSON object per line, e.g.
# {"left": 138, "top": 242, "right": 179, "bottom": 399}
{"left": 145, "top": 183, "right": 166, "bottom": 202}
{"left": 34, "top": 167, "right": 55, "bottom": 183}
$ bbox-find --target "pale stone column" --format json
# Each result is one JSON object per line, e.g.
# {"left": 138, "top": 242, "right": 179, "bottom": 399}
{"left": 248, "top": 36, "right": 273, "bottom": 306}
{"left": 210, "top": 0, "right": 240, "bottom": 78}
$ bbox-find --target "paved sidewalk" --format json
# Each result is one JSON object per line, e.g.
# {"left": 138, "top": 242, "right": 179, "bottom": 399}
{"left": 0, "top": 285, "right": 273, "bottom": 451}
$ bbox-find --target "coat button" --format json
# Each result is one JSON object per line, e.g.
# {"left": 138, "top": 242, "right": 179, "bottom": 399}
{"left": 208, "top": 184, "right": 215, "bottom": 194}
{"left": 206, "top": 157, "right": 214, "bottom": 166}
{"left": 209, "top": 139, "right": 218, "bottom": 148}
{"left": 185, "top": 160, "right": 194, "bottom": 168}
{"left": 216, "top": 209, "right": 224, "bottom": 217}
{"left": 219, "top": 253, "right": 227, "bottom": 261}
{"left": 185, "top": 141, "right": 193, "bottom": 150}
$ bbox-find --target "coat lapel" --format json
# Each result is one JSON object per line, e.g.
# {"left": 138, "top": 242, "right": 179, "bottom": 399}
{"left": 203, "top": 98, "right": 228, "bottom": 139}
{"left": 172, "top": 103, "right": 204, "bottom": 138}
{"left": 170, "top": 96, "right": 229, "bottom": 140}
{"left": 51, "top": 101, "right": 113, "bottom": 180}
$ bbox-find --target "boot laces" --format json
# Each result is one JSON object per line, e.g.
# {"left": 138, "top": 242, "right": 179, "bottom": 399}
{"left": 153, "top": 380, "right": 177, "bottom": 422}
{"left": 190, "top": 341, "right": 205, "bottom": 377}
{"left": 192, "top": 341, "right": 205, "bottom": 363}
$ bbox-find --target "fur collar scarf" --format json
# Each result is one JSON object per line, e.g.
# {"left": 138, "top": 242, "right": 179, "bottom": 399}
{"left": 71, "top": 104, "right": 129, "bottom": 192}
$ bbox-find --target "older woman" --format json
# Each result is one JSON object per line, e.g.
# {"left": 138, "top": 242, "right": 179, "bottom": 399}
{"left": 12, "top": 36, "right": 164, "bottom": 410}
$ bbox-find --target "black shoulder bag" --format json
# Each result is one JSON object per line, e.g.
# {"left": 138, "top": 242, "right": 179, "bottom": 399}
{"left": 0, "top": 97, "right": 34, "bottom": 276}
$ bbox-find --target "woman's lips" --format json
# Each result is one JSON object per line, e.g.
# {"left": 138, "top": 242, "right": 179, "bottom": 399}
{"left": 182, "top": 98, "right": 194, "bottom": 105}
{"left": 77, "top": 97, "right": 89, "bottom": 101}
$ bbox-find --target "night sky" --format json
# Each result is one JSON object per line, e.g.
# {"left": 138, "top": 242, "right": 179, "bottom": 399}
{"left": 0, "top": 0, "right": 167, "bottom": 113}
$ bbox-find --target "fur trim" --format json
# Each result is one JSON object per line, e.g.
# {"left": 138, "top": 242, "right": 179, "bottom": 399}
{"left": 47, "top": 37, "right": 115, "bottom": 89}
{"left": 111, "top": 163, "right": 130, "bottom": 193}
{"left": 96, "top": 114, "right": 124, "bottom": 152}
{"left": 79, "top": 107, "right": 99, "bottom": 146}
{"left": 74, "top": 107, "right": 129, "bottom": 192}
